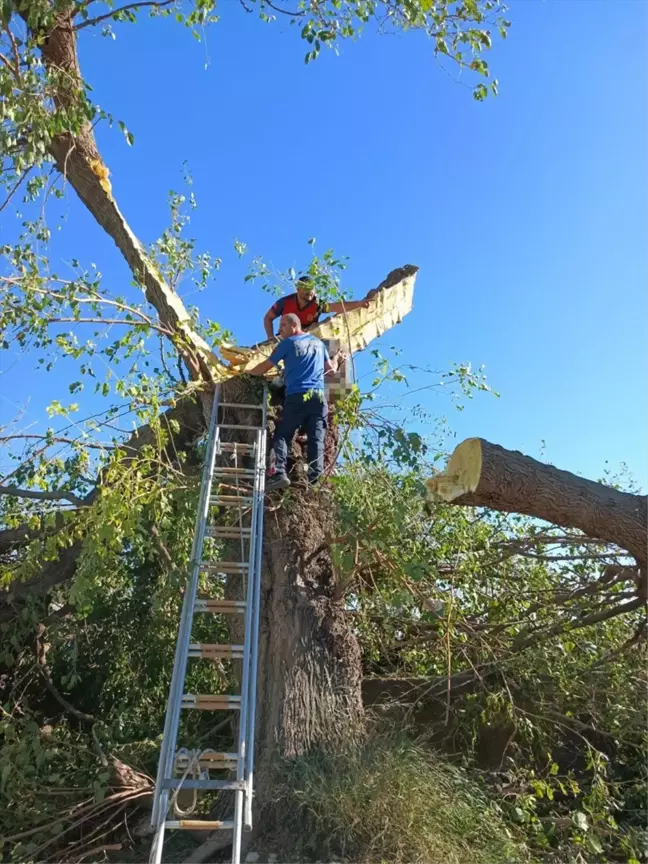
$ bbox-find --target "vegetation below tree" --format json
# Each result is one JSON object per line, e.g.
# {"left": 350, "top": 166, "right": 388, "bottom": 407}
{"left": 1, "top": 419, "right": 645, "bottom": 863}
{"left": 271, "top": 734, "right": 528, "bottom": 864}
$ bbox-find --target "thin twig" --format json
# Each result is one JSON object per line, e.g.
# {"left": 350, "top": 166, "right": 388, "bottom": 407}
{"left": 0, "top": 167, "right": 33, "bottom": 212}
{"left": 45, "top": 315, "right": 163, "bottom": 330}
{"left": 261, "top": 0, "right": 305, "bottom": 16}
{"left": 0, "top": 433, "right": 113, "bottom": 451}
{"left": 74, "top": 0, "right": 176, "bottom": 29}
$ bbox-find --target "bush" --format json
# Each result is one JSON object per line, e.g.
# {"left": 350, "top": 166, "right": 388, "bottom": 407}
{"left": 271, "top": 734, "right": 529, "bottom": 864}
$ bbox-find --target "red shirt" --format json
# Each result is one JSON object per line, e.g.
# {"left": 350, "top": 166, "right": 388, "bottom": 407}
{"left": 270, "top": 293, "right": 328, "bottom": 329}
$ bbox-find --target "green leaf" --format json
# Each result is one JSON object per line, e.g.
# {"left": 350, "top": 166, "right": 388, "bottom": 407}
{"left": 572, "top": 811, "right": 589, "bottom": 832}
{"left": 473, "top": 83, "right": 488, "bottom": 101}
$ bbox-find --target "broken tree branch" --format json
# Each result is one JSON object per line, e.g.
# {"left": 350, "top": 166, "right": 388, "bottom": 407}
{"left": 426, "top": 438, "right": 647, "bottom": 564}
{"left": 21, "top": 5, "right": 226, "bottom": 384}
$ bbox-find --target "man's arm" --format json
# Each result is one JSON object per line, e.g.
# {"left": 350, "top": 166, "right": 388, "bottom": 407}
{"left": 263, "top": 298, "right": 284, "bottom": 339}
{"left": 263, "top": 309, "right": 277, "bottom": 340}
{"left": 248, "top": 358, "right": 276, "bottom": 377}
{"left": 324, "top": 350, "right": 349, "bottom": 376}
{"left": 327, "top": 299, "right": 371, "bottom": 315}
{"left": 249, "top": 341, "right": 286, "bottom": 377}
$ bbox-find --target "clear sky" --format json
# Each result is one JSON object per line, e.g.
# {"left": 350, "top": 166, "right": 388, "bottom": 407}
{"left": 1, "top": 0, "right": 646, "bottom": 487}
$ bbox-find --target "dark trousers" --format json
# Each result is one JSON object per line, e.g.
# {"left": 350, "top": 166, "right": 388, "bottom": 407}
{"left": 273, "top": 392, "right": 327, "bottom": 483}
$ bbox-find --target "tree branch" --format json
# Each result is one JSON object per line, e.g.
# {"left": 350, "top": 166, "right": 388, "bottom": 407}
{"left": 0, "top": 167, "right": 33, "bottom": 212}
{"left": 260, "top": 0, "right": 305, "bottom": 17}
{"left": 36, "top": 623, "right": 96, "bottom": 724}
{"left": 427, "top": 438, "right": 647, "bottom": 564}
{"left": 74, "top": 0, "right": 176, "bottom": 30}
{"left": 46, "top": 315, "right": 171, "bottom": 333}
{"left": 0, "top": 395, "right": 204, "bottom": 618}
{"left": 0, "top": 433, "right": 114, "bottom": 451}
{"left": 0, "top": 484, "right": 87, "bottom": 506}
{"left": 4, "top": 278, "right": 175, "bottom": 335}
{"left": 512, "top": 596, "right": 645, "bottom": 652}
{"left": 19, "top": 4, "right": 226, "bottom": 383}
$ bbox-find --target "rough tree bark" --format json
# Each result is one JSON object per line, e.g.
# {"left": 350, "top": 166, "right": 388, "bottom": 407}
{"left": 426, "top": 437, "right": 647, "bottom": 566}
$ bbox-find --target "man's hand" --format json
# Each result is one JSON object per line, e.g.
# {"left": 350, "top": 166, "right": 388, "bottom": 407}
{"left": 248, "top": 358, "right": 275, "bottom": 376}
{"left": 326, "top": 349, "right": 349, "bottom": 374}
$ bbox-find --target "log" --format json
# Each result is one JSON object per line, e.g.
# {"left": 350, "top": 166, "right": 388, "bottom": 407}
{"left": 425, "top": 438, "right": 647, "bottom": 564}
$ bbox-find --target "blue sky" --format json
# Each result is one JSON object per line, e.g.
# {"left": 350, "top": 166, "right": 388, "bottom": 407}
{"left": 1, "top": 0, "right": 646, "bottom": 487}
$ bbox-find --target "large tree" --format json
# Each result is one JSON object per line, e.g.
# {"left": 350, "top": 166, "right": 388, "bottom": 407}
{"left": 3, "top": 2, "right": 644, "bottom": 862}
{"left": 0, "top": 1, "right": 509, "bottom": 859}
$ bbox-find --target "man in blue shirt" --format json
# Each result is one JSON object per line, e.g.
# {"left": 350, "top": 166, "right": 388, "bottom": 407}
{"left": 249, "top": 313, "right": 346, "bottom": 490}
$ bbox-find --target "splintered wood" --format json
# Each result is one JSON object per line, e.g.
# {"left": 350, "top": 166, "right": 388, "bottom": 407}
{"left": 214, "top": 266, "right": 418, "bottom": 386}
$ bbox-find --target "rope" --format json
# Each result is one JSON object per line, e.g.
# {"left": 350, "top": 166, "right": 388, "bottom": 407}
{"left": 171, "top": 748, "right": 200, "bottom": 817}
{"left": 151, "top": 713, "right": 218, "bottom": 857}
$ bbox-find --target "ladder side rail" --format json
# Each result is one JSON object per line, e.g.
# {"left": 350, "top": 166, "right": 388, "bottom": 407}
{"left": 231, "top": 427, "right": 264, "bottom": 864}
{"left": 151, "top": 386, "right": 222, "bottom": 832}
{"left": 244, "top": 388, "right": 268, "bottom": 830}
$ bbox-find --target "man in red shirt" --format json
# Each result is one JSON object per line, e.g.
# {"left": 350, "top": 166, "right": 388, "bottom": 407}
{"left": 263, "top": 275, "right": 370, "bottom": 339}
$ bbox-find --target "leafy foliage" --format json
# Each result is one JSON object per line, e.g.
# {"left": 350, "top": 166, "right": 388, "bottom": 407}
{"left": 1, "top": 0, "right": 507, "bottom": 224}
{"left": 330, "top": 459, "right": 647, "bottom": 863}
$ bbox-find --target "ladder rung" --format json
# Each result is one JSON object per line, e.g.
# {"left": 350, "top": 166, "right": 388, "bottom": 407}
{"left": 217, "top": 424, "right": 262, "bottom": 431}
{"left": 201, "top": 561, "right": 248, "bottom": 573}
{"left": 206, "top": 526, "right": 252, "bottom": 539}
{"left": 174, "top": 751, "right": 239, "bottom": 769}
{"left": 211, "top": 495, "right": 253, "bottom": 507}
{"left": 219, "top": 402, "right": 264, "bottom": 410}
{"left": 189, "top": 643, "right": 244, "bottom": 660}
{"left": 213, "top": 467, "right": 256, "bottom": 477}
{"left": 194, "top": 599, "right": 246, "bottom": 614}
{"left": 165, "top": 820, "right": 234, "bottom": 831}
{"left": 182, "top": 694, "right": 241, "bottom": 710}
{"left": 163, "top": 778, "right": 245, "bottom": 791}
{"left": 217, "top": 442, "right": 255, "bottom": 453}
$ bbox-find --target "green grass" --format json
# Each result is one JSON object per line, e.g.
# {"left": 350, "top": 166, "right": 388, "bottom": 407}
{"left": 269, "top": 733, "right": 530, "bottom": 864}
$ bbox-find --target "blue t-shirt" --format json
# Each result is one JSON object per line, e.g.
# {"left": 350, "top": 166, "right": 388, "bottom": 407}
{"left": 269, "top": 334, "right": 330, "bottom": 396}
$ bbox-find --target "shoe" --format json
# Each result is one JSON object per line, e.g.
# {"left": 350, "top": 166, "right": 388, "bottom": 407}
{"left": 266, "top": 473, "right": 291, "bottom": 491}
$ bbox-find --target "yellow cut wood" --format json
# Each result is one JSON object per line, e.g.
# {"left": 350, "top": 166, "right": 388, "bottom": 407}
{"left": 213, "top": 266, "right": 418, "bottom": 379}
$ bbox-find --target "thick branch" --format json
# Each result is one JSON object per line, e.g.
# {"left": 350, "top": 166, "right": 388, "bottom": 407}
{"left": 25, "top": 6, "right": 226, "bottom": 384}
{"left": 426, "top": 438, "right": 647, "bottom": 564}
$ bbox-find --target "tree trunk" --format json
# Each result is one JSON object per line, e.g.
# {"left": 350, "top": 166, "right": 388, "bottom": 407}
{"left": 256, "top": 487, "right": 364, "bottom": 760}
{"left": 200, "top": 379, "right": 363, "bottom": 852}
{"left": 426, "top": 437, "right": 647, "bottom": 565}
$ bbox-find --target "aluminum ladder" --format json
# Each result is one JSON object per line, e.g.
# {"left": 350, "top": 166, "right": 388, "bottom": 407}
{"left": 150, "top": 384, "right": 268, "bottom": 864}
